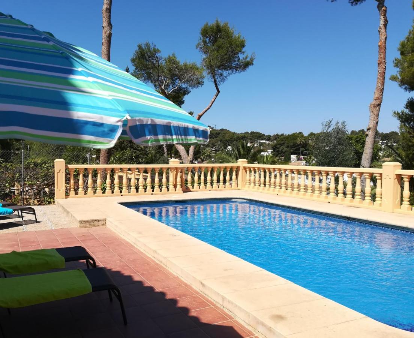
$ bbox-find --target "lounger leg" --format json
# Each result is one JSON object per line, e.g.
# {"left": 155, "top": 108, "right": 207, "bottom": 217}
{"left": 112, "top": 288, "right": 127, "bottom": 325}
{"left": 85, "top": 258, "right": 96, "bottom": 269}
{"left": 0, "top": 319, "right": 4, "bottom": 337}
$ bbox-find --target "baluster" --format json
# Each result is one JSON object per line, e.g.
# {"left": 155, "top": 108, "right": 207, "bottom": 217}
{"left": 218, "top": 167, "right": 224, "bottom": 189}
{"left": 253, "top": 167, "right": 258, "bottom": 190}
{"left": 337, "top": 172, "right": 344, "bottom": 200}
{"left": 329, "top": 172, "right": 336, "bottom": 198}
{"left": 374, "top": 173, "right": 382, "bottom": 207}
{"left": 130, "top": 168, "right": 137, "bottom": 194}
{"left": 344, "top": 172, "right": 353, "bottom": 202}
{"left": 321, "top": 171, "right": 328, "bottom": 199}
{"left": 106, "top": 169, "right": 112, "bottom": 195}
{"left": 293, "top": 170, "right": 299, "bottom": 194}
{"left": 213, "top": 167, "right": 218, "bottom": 189}
{"left": 186, "top": 167, "right": 192, "bottom": 191}
{"left": 401, "top": 175, "right": 412, "bottom": 211}
{"left": 354, "top": 172, "right": 362, "bottom": 204}
{"left": 232, "top": 166, "right": 238, "bottom": 189}
{"left": 138, "top": 168, "right": 144, "bottom": 194}
{"left": 250, "top": 168, "right": 255, "bottom": 190}
{"left": 162, "top": 168, "right": 168, "bottom": 193}
{"left": 224, "top": 167, "right": 230, "bottom": 189}
{"left": 176, "top": 169, "right": 183, "bottom": 193}
{"left": 265, "top": 169, "right": 271, "bottom": 191}
{"left": 96, "top": 168, "right": 102, "bottom": 195}
{"left": 287, "top": 170, "right": 292, "bottom": 193}
{"left": 260, "top": 168, "right": 265, "bottom": 191}
{"left": 122, "top": 168, "right": 128, "bottom": 194}
{"left": 299, "top": 170, "right": 306, "bottom": 196}
{"left": 194, "top": 167, "right": 199, "bottom": 191}
{"left": 281, "top": 170, "right": 286, "bottom": 192}
{"left": 78, "top": 168, "right": 85, "bottom": 196}
{"left": 146, "top": 168, "right": 153, "bottom": 194}
{"left": 153, "top": 168, "right": 160, "bottom": 193}
{"left": 275, "top": 169, "right": 281, "bottom": 192}
{"left": 314, "top": 170, "right": 320, "bottom": 198}
{"left": 246, "top": 167, "right": 251, "bottom": 189}
{"left": 168, "top": 168, "right": 174, "bottom": 192}
{"left": 87, "top": 168, "right": 93, "bottom": 196}
{"left": 200, "top": 167, "right": 206, "bottom": 190}
{"left": 270, "top": 169, "right": 276, "bottom": 192}
{"left": 363, "top": 173, "right": 372, "bottom": 205}
{"left": 306, "top": 170, "right": 312, "bottom": 196}
{"left": 69, "top": 169, "right": 75, "bottom": 197}
{"left": 206, "top": 167, "right": 212, "bottom": 190}
{"left": 113, "top": 168, "right": 120, "bottom": 195}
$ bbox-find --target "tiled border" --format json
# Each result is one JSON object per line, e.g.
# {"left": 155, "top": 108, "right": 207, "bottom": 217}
{"left": 57, "top": 191, "right": 414, "bottom": 338}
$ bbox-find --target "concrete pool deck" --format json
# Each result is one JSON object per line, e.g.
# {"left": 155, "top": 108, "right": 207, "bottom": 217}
{"left": 57, "top": 190, "right": 414, "bottom": 338}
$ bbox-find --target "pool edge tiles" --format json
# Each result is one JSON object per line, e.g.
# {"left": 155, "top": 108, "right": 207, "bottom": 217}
{"left": 56, "top": 192, "right": 414, "bottom": 338}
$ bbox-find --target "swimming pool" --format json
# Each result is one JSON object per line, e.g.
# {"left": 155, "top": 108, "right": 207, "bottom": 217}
{"left": 123, "top": 198, "right": 414, "bottom": 332}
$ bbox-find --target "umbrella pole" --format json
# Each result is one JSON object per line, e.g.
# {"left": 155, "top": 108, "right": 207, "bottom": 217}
{"left": 21, "top": 141, "right": 24, "bottom": 206}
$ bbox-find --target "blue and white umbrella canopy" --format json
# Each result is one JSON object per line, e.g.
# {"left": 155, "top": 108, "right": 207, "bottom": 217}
{"left": 0, "top": 14, "right": 209, "bottom": 148}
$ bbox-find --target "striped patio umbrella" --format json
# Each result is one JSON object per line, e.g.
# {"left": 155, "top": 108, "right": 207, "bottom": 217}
{"left": 0, "top": 14, "right": 209, "bottom": 148}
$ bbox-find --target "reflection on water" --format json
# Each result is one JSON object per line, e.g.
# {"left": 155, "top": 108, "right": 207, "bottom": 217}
{"left": 128, "top": 199, "right": 414, "bottom": 332}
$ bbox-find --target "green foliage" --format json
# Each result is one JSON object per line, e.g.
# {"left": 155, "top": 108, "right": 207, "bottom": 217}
{"left": 109, "top": 140, "right": 168, "bottom": 164}
{"left": 272, "top": 132, "right": 309, "bottom": 160}
{"left": 392, "top": 98, "right": 414, "bottom": 169}
{"left": 390, "top": 23, "right": 414, "bottom": 92}
{"left": 197, "top": 20, "right": 255, "bottom": 86}
{"left": 348, "top": 130, "right": 380, "bottom": 167}
{"left": 228, "top": 140, "right": 263, "bottom": 163}
{"left": 312, "top": 120, "right": 356, "bottom": 167}
{"left": 130, "top": 42, "right": 204, "bottom": 107}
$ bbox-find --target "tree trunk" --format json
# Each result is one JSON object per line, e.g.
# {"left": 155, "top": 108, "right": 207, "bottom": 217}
{"left": 361, "top": 1, "right": 387, "bottom": 168}
{"left": 174, "top": 144, "right": 189, "bottom": 164}
{"left": 99, "top": 0, "right": 113, "bottom": 164}
{"left": 196, "top": 77, "right": 220, "bottom": 121}
{"left": 174, "top": 77, "right": 220, "bottom": 163}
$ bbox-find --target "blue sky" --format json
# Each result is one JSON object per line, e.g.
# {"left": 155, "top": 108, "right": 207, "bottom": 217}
{"left": 3, "top": 0, "right": 414, "bottom": 135}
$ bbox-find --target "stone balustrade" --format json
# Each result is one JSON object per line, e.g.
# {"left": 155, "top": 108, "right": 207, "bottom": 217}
{"left": 396, "top": 169, "right": 414, "bottom": 214}
{"left": 55, "top": 160, "right": 238, "bottom": 198}
{"left": 54, "top": 159, "right": 414, "bottom": 215}
{"left": 243, "top": 164, "right": 382, "bottom": 207}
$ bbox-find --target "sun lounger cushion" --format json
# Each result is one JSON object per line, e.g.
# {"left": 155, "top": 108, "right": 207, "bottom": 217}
{"left": 0, "top": 249, "right": 65, "bottom": 274}
{"left": 0, "top": 207, "right": 13, "bottom": 215}
{"left": 0, "top": 269, "right": 92, "bottom": 308}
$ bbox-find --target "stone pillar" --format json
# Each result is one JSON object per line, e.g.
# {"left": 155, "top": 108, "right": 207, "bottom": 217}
{"left": 381, "top": 162, "right": 402, "bottom": 212}
{"left": 54, "top": 159, "right": 66, "bottom": 200}
{"left": 169, "top": 158, "right": 180, "bottom": 187}
{"left": 237, "top": 159, "right": 248, "bottom": 189}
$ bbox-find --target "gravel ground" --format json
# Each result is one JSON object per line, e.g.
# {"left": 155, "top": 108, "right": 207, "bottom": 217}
{"left": 0, "top": 204, "right": 77, "bottom": 233}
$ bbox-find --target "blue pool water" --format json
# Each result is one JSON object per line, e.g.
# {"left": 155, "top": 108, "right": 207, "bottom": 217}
{"left": 124, "top": 198, "right": 414, "bottom": 331}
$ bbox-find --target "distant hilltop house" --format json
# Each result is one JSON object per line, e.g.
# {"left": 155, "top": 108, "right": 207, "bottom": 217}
{"left": 290, "top": 154, "right": 306, "bottom": 166}
{"left": 248, "top": 140, "right": 271, "bottom": 147}
{"left": 260, "top": 150, "right": 273, "bottom": 156}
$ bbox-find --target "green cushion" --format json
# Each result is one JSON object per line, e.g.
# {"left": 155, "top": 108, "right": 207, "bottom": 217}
{"left": 0, "top": 249, "right": 65, "bottom": 274}
{"left": 0, "top": 269, "right": 92, "bottom": 308}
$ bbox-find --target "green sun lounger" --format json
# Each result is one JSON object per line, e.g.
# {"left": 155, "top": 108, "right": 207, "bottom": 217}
{"left": 0, "top": 268, "right": 127, "bottom": 325}
{"left": 0, "top": 247, "right": 96, "bottom": 276}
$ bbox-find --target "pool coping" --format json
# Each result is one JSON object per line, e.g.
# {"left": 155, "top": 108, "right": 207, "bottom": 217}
{"left": 57, "top": 190, "right": 414, "bottom": 338}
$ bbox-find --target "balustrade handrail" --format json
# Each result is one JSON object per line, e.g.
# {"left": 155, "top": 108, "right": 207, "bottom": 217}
{"left": 396, "top": 169, "right": 414, "bottom": 175}
{"left": 244, "top": 164, "right": 382, "bottom": 174}
{"left": 66, "top": 163, "right": 238, "bottom": 169}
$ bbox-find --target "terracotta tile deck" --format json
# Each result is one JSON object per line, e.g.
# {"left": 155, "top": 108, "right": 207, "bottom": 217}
{"left": 0, "top": 227, "right": 255, "bottom": 338}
